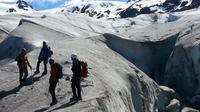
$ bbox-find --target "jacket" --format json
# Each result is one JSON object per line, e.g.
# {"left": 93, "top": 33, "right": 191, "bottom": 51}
{"left": 15, "top": 54, "right": 30, "bottom": 69}
{"left": 50, "top": 63, "right": 60, "bottom": 81}
{"left": 39, "top": 46, "right": 51, "bottom": 59}
{"left": 71, "top": 60, "right": 82, "bottom": 78}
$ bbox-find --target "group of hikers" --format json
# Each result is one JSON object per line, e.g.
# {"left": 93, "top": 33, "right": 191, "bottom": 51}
{"left": 15, "top": 41, "right": 86, "bottom": 106}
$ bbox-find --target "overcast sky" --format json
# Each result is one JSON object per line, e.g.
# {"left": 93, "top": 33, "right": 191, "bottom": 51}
{"left": 0, "top": 0, "right": 126, "bottom": 10}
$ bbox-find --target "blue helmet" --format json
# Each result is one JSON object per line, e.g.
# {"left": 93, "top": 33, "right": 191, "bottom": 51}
{"left": 49, "top": 58, "right": 54, "bottom": 63}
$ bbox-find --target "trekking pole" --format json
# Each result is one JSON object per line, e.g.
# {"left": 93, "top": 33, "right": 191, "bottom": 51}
{"left": 81, "top": 87, "right": 84, "bottom": 95}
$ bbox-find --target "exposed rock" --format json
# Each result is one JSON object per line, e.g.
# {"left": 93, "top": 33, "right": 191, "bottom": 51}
{"left": 119, "top": 7, "right": 139, "bottom": 18}
{"left": 140, "top": 7, "right": 154, "bottom": 14}
{"left": 162, "top": 0, "right": 200, "bottom": 11}
{"left": 72, "top": 6, "right": 80, "bottom": 13}
{"left": 16, "top": 0, "right": 33, "bottom": 10}
{"left": 6, "top": 8, "right": 17, "bottom": 13}
{"left": 81, "top": 4, "right": 91, "bottom": 13}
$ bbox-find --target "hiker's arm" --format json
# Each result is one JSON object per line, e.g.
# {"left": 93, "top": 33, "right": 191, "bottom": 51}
{"left": 38, "top": 48, "right": 43, "bottom": 59}
{"left": 15, "top": 56, "right": 19, "bottom": 61}
{"left": 27, "top": 57, "right": 32, "bottom": 70}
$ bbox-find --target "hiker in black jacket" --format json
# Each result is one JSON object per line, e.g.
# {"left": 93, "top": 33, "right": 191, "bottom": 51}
{"left": 70, "top": 54, "right": 82, "bottom": 101}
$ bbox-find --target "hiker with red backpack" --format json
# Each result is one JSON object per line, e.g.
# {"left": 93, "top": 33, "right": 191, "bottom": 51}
{"left": 48, "top": 58, "right": 63, "bottom": 106}
{"left": 15, "top": 48, "right": 32, "bottom": 87}
{"left": 70, "top": 54, "right": 83, "bottom": 101}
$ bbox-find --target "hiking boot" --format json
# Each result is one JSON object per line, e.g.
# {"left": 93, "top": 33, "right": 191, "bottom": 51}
{"left": 34, "top": 70, "right": 40, "bottom": 74}
{"left": 20, "top": 83, "right": 23, "bottom": 87}
{"left": 77, "top": 97, "right": 82, "bottom": 101}
{"left": 22, "top": 79, "right": 27, "bottom": 85}
{"left": 50, "top": 100, "right": 57, "bottom": 106}
{"left": 42, "top": 71, "right": 47, "bottom": 75}
{"left": 70, "top": 96, "right": 77, "bottom": 101}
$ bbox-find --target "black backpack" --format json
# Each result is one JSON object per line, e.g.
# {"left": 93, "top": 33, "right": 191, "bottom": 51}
{"left": 48, "top": 46, "right": 53, "bottom": 57}
{"left": 56, "top": 63, "right": 63, "bottom": 79}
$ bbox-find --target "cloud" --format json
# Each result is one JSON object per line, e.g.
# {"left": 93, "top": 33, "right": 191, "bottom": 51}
{"left": 0, "top": 0, "right": 16, "bottom": 2}
{"left": 28, "top": 0, "right": 62, "bottom": 3}
{"left": 0, "top": 0, "right": 62, "bottom": 3}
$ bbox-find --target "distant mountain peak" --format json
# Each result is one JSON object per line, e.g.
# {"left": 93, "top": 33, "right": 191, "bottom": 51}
{"left": 61, "top": 0, "right": 200, "bottom": 19}
{"left": 16, "top": 0, "right": 33, "bottom": 11}
{"left": 16, "top": 0, "right": 32, "bottom": 10}
{"left": 0, "top": 0, "right": 34, "bottom": 13}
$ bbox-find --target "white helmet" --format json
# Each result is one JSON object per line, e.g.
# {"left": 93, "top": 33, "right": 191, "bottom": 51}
{"left": 71, "top": 53, "right": 77, "bottom": 59}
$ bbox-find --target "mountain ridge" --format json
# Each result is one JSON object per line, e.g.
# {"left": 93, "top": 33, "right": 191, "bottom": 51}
{"left": 0, "top": 0, "right": 34, "bottom": 14}
{"left": 61, "top": 0, "right": 200, "bottom": 19}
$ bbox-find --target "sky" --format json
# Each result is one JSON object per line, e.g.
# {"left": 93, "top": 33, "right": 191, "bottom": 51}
{"left": 0, "top": 0, "right": 127, "bottom": 10}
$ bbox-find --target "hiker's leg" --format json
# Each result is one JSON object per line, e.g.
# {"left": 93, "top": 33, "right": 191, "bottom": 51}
{"left": 19, "top": 67, "right": 23, "bottom": 86}
{"left": 71, "top": 78, "right": 77, "bottom": 98}
{"left": 23, "top": 67, "right": 28, "bottom": 83}
{"left": 36, "top": 59, "right": 42, "bottom": 72}
{"left": 76, "top": 78, "right": 82, "bottom": 100}
{"left": 49, "top": 81, "right": 57, "bottom": 103}
{"left": 43, "top": 58, "right": 48, "bottom": 74}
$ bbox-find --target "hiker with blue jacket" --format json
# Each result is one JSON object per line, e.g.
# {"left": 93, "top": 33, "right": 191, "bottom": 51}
{"left": 34, "top": 41, "right": 52, "bottom": 75}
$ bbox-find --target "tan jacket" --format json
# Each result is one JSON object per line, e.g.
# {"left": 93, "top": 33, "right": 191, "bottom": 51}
{"left": 15, "top": 54, "right": 30, "bottom": 68}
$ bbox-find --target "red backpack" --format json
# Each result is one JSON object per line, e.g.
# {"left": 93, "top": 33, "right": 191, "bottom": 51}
{"left": 79, "top": 61, "right": 88, "bottom": 78}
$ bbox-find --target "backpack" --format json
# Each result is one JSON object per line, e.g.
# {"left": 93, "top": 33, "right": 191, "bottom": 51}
{"left": 79, "top": 61, "right": 88, "bottom": 78}
{"left": 48, "top": 47, "right": 53, "bottom": 57}
{"left": 56, "top": 63, "right": 63, "bottom": 79}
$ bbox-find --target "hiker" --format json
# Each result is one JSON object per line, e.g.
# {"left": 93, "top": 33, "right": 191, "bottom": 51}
{"left": 15, "top": 48, "right": 32, "bottom": 86}
{"left": 70, "top": 54, "right": 82, "bottom": 101}
{"left": 48, "top": 58, "right": 62, "bottom": 106}
{"left": 34, "top": 41, "right": 52, "bottom": 75}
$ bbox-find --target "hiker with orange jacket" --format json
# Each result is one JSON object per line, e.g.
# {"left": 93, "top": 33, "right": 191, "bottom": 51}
{"left": 15, "top": 48, "right": 32, "bottom": 86}
{"left": 48, "top": 58, "right": 62, "bottom": 106}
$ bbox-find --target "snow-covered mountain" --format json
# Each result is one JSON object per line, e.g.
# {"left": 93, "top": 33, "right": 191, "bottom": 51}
{"left": 62, "top": 0, "right": 200, "bottom": 19}
{"left": 1, "top": 9, "right": 200, "bottom": 111}
{"left": 0, "top": 0, "right": 34, "bottom": 14}
{"left": 1, "top": 0, "right": 200, "bottom": 111}
{"left": 61, "top": 1, "right": 126, "bottom": 19}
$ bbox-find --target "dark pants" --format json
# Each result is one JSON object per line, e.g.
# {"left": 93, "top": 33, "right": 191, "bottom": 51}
{"left": 71, "top": 77, "right": 82, "bottom": 99}
{"left": 36, "top": 58, "right": 48, "bottom": 73}
{"left": 49, "top": 80, "right": 58, "bottom": 103}
{"left": 19, "top": 67, "right": 28, "bottom": 85}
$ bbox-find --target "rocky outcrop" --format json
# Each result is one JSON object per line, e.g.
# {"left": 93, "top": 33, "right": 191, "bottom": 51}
{"left": 119, "top": 7, "right": 139, "bottom": 18}
{"left": 63, "top": 0, "right": 200, "bottom": 19}
{"left": 16, "top": 0, "right": 33, "bottom": 10}
{"left": 6, "top": 0, "right": 33, "bottom": 13}
{"left": 6, "top": 8, "right": 17, "bottom": 13}
{"left": 162, "top": 0, "right": 200, "bottom": 11}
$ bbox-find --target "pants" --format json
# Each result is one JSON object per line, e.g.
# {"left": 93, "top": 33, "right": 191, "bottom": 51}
{"left": 19, "top": 67, "right": 28, "bottom": 85}
{"left": 49, "top": 80, "right": 58, "bottom": 102}
{"left": 36, "top": 58, "right": 48, "bottom": 73}
{"left": 71, "top": 77, "right": 82, "bottom": 98}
